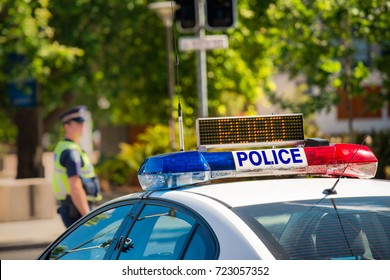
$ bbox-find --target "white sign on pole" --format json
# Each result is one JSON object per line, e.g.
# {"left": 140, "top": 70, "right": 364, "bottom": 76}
{"left": 179, "top": 35, "right": 229, "bottom": 51}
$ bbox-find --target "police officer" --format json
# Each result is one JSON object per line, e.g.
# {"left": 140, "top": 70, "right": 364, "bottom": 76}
{"left": 53, "top": 105, "right": 102, "bottom": 227}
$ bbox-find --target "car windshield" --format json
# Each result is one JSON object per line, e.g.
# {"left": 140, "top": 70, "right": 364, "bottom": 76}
{"left": 233, "top": 196, "right": 390, "bottom": 260}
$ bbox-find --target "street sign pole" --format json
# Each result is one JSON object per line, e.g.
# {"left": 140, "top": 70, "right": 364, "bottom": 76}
{"left": 196, "top": 0, "right": 208, "bottom": 118}
{"left": 178, "top": 0, "right": 230, "bottom": 118}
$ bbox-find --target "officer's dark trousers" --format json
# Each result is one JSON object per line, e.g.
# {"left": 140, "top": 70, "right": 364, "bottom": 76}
{"left": 57, "top": 195, "right": 92, "bottom": 228}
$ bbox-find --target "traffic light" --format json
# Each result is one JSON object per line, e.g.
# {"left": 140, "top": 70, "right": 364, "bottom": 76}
{"left": 175, "top": 0, "right": 197, "bottom": 32}
{"left": 206, "top": 0, "right": 236, "bottom": 30}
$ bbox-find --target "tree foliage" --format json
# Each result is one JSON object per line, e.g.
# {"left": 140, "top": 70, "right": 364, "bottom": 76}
{"left": 0, "top": 0, "right": 389, "bottom": 177}
{"left": 0, "top": 0, "right": 82, "bottom": 141}
{"left": 0, "top": 0, "right": 275, "bottom": 178}
{"left": 0, "top": 0, "right": 84, "bottom": 177}
{"left": 263, "top": 0, "right": 390, "bottom": 140}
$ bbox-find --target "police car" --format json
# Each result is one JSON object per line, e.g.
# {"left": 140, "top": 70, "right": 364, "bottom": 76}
{"left": 38, "top": 114, "right": 390, "bottom": 260}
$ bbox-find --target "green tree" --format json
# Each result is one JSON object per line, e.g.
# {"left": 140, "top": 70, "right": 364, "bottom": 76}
{"left": 0, "top": 0, "right": 83, "bottom": 177}
{"left": 2, "top": 0, "right": 389, "bottom": 179}
{"left": 1, "top": 0, "right": 173, "bottom": 178}
{"left": 46, "top": 0, "right": 169, "bottom": 125}
{"left": 0, "top": 0, "right": 274, "bottom": 178}
{"left": 264, "top": 0, "right": 390, "bottom": 141}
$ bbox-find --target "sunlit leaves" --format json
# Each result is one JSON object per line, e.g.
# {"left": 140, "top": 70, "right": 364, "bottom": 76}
{"left": 264, "top": 0, "right": 389, "bottom": 118}
{"left": 0, "top": 0, "right": 82, "bottom": 83}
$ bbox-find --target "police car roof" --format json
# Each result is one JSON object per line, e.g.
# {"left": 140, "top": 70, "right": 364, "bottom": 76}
{"left": 150, "top": 177, "right": 390, "bottom": 208}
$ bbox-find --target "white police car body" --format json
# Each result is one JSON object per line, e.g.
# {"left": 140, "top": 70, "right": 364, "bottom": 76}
{"left": 38, "top": 114, "right": 390, "bottom": 260}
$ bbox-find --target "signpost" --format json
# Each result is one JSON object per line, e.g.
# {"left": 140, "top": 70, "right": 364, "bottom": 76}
{"left": 175, "top": 0, "right": 235, "bottom": 118}
{"left": 8, "top": 79, "right": 37, "bottom": 107}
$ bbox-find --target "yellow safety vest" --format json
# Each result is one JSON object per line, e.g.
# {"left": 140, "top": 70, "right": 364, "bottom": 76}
{"left": 53, "top": 140, "right": 102, "bottom": 202}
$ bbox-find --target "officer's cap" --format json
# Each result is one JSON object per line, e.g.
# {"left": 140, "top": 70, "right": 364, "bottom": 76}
{"left": 60, "top": 105, "right": 87, "bottom": 123}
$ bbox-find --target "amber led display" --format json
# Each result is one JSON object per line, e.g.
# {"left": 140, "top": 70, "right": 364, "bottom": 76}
{"left": 196, "top": 114, "right": 304, "bottom": 148}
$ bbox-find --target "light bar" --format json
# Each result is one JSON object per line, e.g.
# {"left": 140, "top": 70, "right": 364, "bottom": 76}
{"left": 196, "top": 114, "right": 305, "bottom": 149}
{"left": 137, "top": 144, "right": 378, "bottom": 190}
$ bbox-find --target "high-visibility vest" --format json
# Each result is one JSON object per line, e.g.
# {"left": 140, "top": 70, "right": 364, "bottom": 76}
{"left": 53, "top": 140, "right": 102, "bottom": 202}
